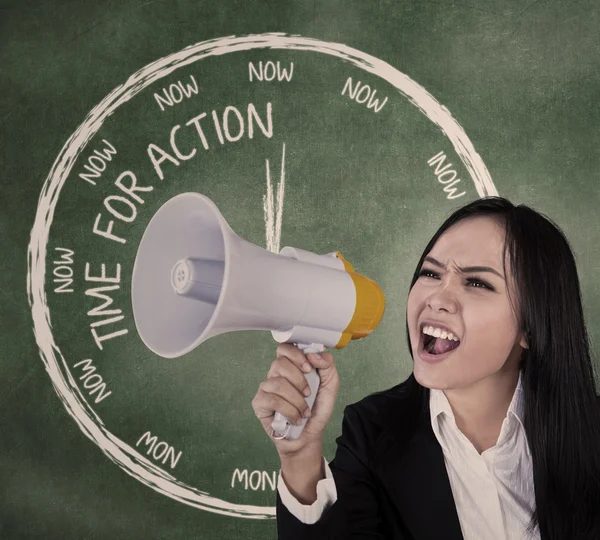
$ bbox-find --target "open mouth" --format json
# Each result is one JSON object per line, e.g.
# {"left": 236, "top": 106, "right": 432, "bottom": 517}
{"left": 421, "top": 332, "right": 461, "bottom": 356}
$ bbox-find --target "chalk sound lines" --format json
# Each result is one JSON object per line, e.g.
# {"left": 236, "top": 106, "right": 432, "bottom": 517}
{"left": 264, "top": 143, "right": 286, "bottom": 254}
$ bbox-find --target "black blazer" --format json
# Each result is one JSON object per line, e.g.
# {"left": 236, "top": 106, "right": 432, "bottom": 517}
{"left": 276, "top": 374, "right": 465, "bottom": 539}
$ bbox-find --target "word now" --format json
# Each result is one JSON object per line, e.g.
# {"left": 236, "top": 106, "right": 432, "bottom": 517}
{"left": 79, "top": 140, "right": 117, "bottom": 186}
{"left": 427, "top": 151, "right": 466, "bottom": 200}
{"left": 53, "top": 247, "right": 74, "bottom": 293}
{"left": 154, "top": 75, "right": 199, "bottom": 112}
{"left": 249, "top": 61, "right": 294, "bottom": 82}
{"left": 342, "top": 77, "right": 388, "bottom": 113}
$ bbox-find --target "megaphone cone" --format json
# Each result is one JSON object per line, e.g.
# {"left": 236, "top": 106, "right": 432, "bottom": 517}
{"left": 131, "top": 192, "right": 385, "bottom": 439}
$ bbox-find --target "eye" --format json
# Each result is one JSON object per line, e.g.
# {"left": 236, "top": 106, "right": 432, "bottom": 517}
{"left": 418, "top": 268, "right": 495, "bottom": 291}
{"left": 418, "top": 269, "right": 438, "bottom": 279}
{"left": 467, "top": 279, "right": 494, "bottom": 291}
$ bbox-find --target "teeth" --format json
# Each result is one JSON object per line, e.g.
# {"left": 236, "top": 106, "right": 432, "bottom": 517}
{"left": 422, "top": 325, "right": 459, "bottom": 342}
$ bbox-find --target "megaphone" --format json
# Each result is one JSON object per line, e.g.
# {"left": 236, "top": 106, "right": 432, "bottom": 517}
{"left": 131, "top": 192, "right": 385, "bottom": 440}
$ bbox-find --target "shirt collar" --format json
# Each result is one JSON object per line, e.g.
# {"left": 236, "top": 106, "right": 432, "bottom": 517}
{"left": 429, "top": 370, "right": 525, "bottom": 433}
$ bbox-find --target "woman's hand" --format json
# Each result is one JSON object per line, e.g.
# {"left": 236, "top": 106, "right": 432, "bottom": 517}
{"left": 252, "top": 343, "right": 340, "bottom": 458}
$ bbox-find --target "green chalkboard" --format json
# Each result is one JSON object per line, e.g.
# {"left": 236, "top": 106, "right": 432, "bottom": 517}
{"left": 2, "top": 0, "right": 600, "bottom": 538}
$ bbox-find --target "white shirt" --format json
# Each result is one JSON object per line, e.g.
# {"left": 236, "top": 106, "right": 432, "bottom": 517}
{"left": 277, "top": 372, "right": 540, "bottom": 539}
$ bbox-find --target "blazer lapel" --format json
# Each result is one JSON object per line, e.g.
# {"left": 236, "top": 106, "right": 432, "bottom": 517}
{"left": 372, "top": 383, "right": 464, "bottom": 540}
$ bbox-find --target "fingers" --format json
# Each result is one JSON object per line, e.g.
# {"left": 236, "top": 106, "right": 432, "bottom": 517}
{"left": 276, "top": 343, "right": 315, "bottom": 374}
{"left": 275, "top": 343, "right": 335, "bottom": 373}
{"left": 252, "top": 344, "right": 339, "bottom": 451}
{"left": 258, "top": 377, "right": 311, "bottom": 425}
{"left": 267, "top": 356, "right": 311, "bottom": 397}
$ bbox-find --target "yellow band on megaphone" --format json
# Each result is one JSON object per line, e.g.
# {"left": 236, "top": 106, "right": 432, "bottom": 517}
{"left": 334, "top": 251, "right": 386, "bottom": 349}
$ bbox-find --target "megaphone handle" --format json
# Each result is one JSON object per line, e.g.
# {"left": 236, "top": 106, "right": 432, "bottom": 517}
{"left": 271, "top": 343, "right": 324, "bottom": 440}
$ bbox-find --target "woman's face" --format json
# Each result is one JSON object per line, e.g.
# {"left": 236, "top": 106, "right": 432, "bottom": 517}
{"left": 406, "top": 215, "right": 528, "bottom": 390}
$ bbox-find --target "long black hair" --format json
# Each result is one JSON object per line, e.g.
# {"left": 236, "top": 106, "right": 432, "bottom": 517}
{"left": 403, "top": 196, "right": 600, "bottom": 539}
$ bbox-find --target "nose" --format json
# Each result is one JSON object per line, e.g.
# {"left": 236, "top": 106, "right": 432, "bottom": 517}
{"left": 426, "top": 284, "right": 458, "bottom": 314}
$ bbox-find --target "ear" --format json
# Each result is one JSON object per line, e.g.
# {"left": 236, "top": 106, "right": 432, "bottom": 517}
{"left": 520, "top": 330, "right": 530, "bottom": 350}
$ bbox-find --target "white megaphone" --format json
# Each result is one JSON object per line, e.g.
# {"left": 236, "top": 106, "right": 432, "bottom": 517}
{"left": 131, "top": 192, "right": 385, "bottom": 440}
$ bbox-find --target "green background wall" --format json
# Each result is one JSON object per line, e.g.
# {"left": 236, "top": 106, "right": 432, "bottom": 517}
{"left": 2, "top": 1, "right": 600, "bottom": 538}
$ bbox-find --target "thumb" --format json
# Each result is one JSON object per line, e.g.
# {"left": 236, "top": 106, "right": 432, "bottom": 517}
{"left": 306, "top": 351, "right": 336, "bottom": 379}
{"left": 306, "top": 351, "right": 331, "bottom": 366}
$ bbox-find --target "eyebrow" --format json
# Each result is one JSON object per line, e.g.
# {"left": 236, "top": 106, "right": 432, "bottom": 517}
{"left": 423, "top": 256, "right": 505, "bottom": 279}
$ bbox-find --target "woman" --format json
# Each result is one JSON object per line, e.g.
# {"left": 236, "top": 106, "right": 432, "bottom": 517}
{"left": 251, "top": 196, "right": 600, "bottom": 539}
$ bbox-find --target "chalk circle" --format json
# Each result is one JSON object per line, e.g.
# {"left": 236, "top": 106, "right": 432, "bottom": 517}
{"left": 27, "top": 33, "right": 497, "bottom": 518}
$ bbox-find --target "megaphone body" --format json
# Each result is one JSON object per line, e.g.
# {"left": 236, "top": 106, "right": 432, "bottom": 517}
{"left": 132, "top": 193, "right": 385, "bottom": 440}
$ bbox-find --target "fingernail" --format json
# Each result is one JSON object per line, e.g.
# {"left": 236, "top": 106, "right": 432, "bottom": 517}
{"left": 309, "top": 353, "right": 322, "bottom": 361}
{"left": 302, "top": 362, "right": 312, "bottom": 372}
{"left": 296, "top": 418, "right": 305, "bottom": 425}
{"left": 303, "top": 408, "right": 312, "bottom": 417}
{"left": 303, "top": 386, "right": 311, "bottom": 396}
